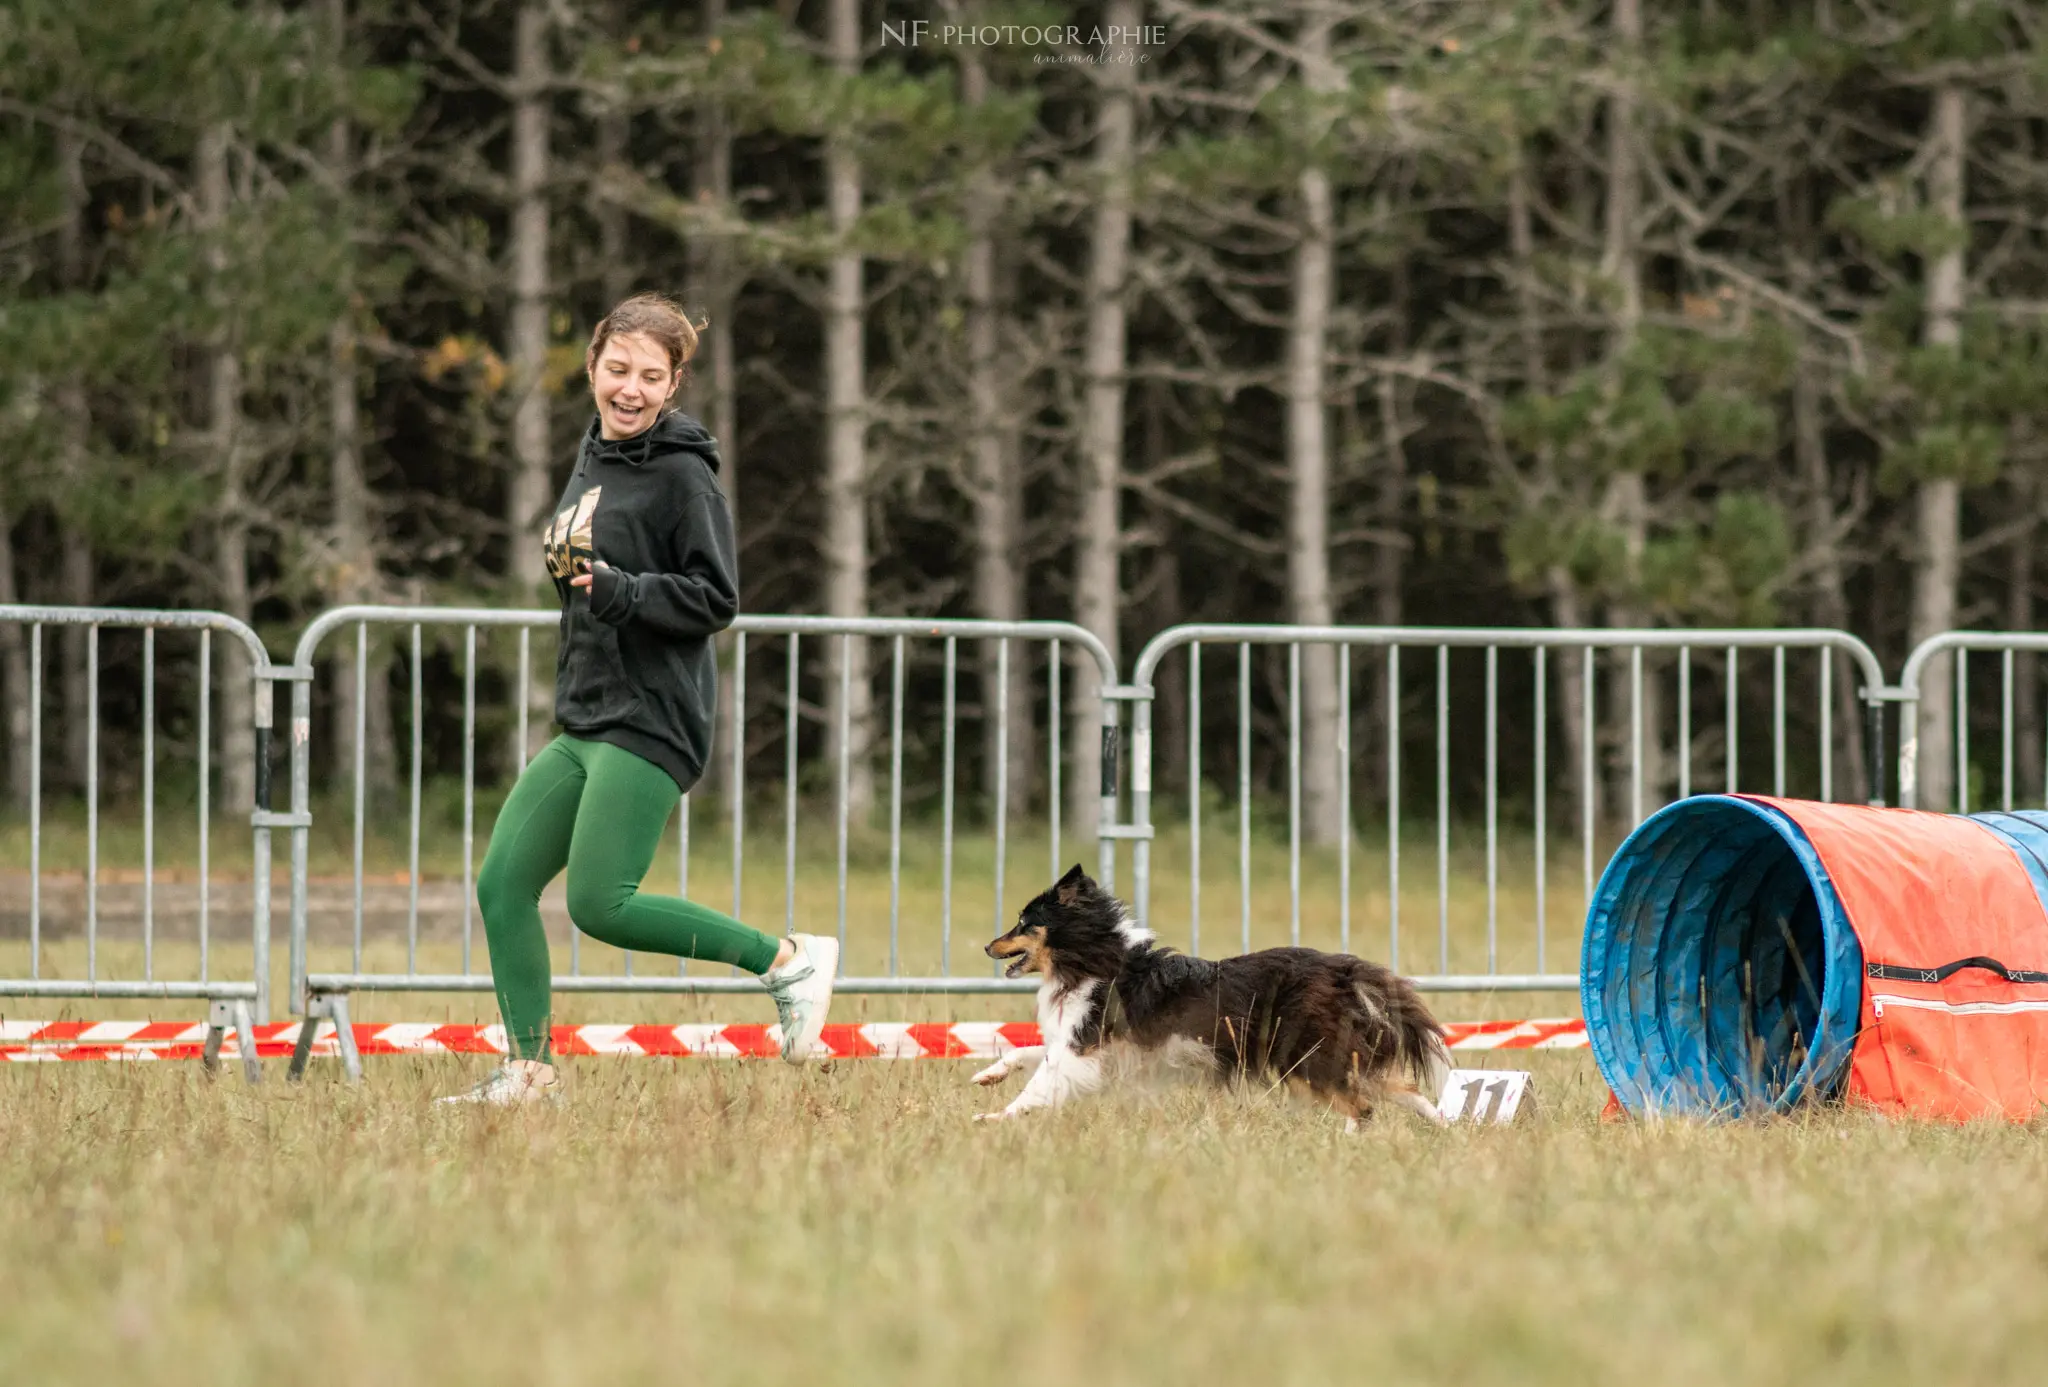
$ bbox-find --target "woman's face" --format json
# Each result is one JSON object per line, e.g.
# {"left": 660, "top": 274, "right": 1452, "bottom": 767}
{"left": 590, "top": 331, "right": 680, "bottom": 440}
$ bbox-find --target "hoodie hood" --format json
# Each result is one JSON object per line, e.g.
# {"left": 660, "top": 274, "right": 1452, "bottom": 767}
{"left": 585, "top": 409, "right": 721, "bottom": 472}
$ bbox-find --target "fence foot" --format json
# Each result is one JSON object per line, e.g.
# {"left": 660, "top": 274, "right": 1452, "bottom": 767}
{"left": 232, "top": 1000, "right": 261, "bottom": 1085}
{"left": 329, "top": 994, "right": 363, "bottom": 1083}
{"left": 286, "top": 1012, "right": 321, "bottom": 1083}
{"left": 202, "top": 1000, "right": 261, "bottom": 1084}
{"left": 288, "top": 995, "right": 364, "bottom": 1083}
{"left": 202, "top": 1006, "right": 226, "bottom": 1076}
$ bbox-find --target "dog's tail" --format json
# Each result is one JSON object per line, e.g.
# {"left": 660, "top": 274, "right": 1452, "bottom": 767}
{"left": 1363, "top": 969, "right": 1451, "bottom": 1098}
{"left": 1412, "top": 1021, "right": 1452, "bottom": 1101}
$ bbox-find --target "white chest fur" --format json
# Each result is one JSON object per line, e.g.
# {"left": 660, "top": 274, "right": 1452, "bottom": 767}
{"left": 1036, "top": 977, "right": 1101, "bottom": 1056}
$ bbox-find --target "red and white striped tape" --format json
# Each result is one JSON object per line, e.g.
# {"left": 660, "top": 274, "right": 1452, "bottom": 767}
{"left": 0, "top": 1017, "right": 1587, "bottom": 1063}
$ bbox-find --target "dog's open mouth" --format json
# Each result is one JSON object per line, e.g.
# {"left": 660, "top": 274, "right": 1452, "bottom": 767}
{"left": 1002, "top": 953, "right": 1032, "bottom": 979}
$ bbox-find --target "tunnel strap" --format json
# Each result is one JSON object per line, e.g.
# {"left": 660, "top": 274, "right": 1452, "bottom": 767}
{"left": 1865, "top": 957, "right": 2048, "bottom": 986}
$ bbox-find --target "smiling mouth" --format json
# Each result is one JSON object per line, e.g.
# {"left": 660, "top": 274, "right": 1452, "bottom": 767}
{"left": 1003, "top": 954, "right": 1031, "bottom": 978}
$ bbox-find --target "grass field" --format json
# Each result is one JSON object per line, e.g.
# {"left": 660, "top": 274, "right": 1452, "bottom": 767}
{"left": 5, "top": 803, "right": 2046, "bottom": 1382}
{"left": 3, "top": 1052, "right": 2045, "bottom": 1385}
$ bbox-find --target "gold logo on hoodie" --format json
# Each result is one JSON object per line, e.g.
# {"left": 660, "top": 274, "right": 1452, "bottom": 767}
{"left": 543, "top": 486, "right": 601, "bottom": 579}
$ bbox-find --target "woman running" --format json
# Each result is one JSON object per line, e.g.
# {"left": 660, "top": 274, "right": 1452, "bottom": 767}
{"left": 445, "top": 293, "right": 837, "bottom": 1104}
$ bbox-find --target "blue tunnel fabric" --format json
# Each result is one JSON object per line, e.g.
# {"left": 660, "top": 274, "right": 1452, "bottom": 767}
{"left": 1582, "top": 796, "right": 1866, "bottom": 1116}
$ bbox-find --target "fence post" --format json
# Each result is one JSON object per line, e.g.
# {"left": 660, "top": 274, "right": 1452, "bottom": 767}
{"left": 249, "top": 667, "right": 274, "bottom": 1022}
{"left": 288, "top": 658, "right": 313, "bottom": 1016}
{"left": 1130, "top": 679, "right": 1154, "bottom": 933}
{"left": 1864, "top": 690, "right": 1888, "bottom": 809}
{"left": 1097, "top": 694, "right": 1120, "bottom": 893}
{"left": 1896, "top": 645, "right": 1931, "bottom": 811}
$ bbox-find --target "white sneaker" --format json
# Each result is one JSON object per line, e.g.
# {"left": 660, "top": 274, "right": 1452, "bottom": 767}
{"left": 763, "top": 933, "right": 840, "bottom": 1063}
{"left": 437, "top": 1062, "right": 561, "bottom": 1106}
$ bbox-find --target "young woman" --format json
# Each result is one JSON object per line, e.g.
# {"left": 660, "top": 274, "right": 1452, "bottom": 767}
{"left": 445, "top": 293, "right": 837, "bottom": 1104}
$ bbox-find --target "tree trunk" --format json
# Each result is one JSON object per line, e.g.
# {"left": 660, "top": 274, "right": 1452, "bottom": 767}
{"left": 1600, "top": 520, "right": 1661, "bottom": 822}
{"left": 0, "top": 506, "right": 30, "bottom": 814}
{"left": 2010, "top": 472, "right": 2040, "bottom": 807}
{"left": 1135, "top": 383, "right": 1187, "bottom": 804}
{"left": 327, "top": 263, "right": 399, "bottom": 803}
{"left": 1342, "top": 398, "right": 1387, "bottom": 807}
{"left": 1149, "top": 526, "right": 1188, "bottom": 803}
{"left": 1599, "top": 0, "right": 1643, "bottom": 338}
{"left": 1910, "top": 84, "right": 1967, "bottom": 811}
{"left": 1792, "top": 344, "right": 1866, "bottom": 803}
{"left": 200, "top": 124, "right": 255, "bottom": 813}
{"left": 594, "top": 126, "right": 632, "bottom": 302}
{"left": 58, "top": 531, "right": 92, "bottom": 794}
{"left": 1512, "top": 161, "right": 1584, "bottom": 818}
{"left": 1367, "top": 253, "right": 1411, "bottom": 815}
{"left": 1509, "top": 162, "right": 1545, "bottom": 396}
{"left": 507, "top": 0, "right": 555, "bottom": 771}
{"left": 821, "top": 0, "right": 874, "bottom": 817}
{"left": 595, "top": 5, "right": 635, "bottom": 311}
{"left": 961, "top": 46, "right": 1032, "bottom": 820}
{"left": 1373, "top": 376, "right": 1407, "bottom": 631}
{"left": 1781, "top": 160, "right": 1866, "bottom": 805}
{"left": 1070, "top": 0, "right": 1140, "bottom": 841}
{"left": 1284, "top": 8, "right": 1341, "bottom": 846}
{"left": 325, "top": 0, "right": 397, "bottom": 807}
{"left": 1598, "top": 0, "right": 1659, "bottom": 823}
{"left": 1549, "top": 569, "right": 1596, "bottom": 826}
{"left": 55, "top": 128, "right": 93, "bottom": 793}
{"left": 689, "top": 0, "right": 745, "bottom": 809}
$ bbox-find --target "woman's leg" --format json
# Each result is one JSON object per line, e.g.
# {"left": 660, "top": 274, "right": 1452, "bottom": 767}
{"left": 562, "top": 740, "right": 783, "bottom": 973}
{"left": 476, "top": 737, "right": 586, "bottom": 1061}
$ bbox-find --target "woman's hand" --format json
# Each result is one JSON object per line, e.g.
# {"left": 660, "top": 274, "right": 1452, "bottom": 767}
{"left": 569, "top": 559, "right": 609, "bottom": 591}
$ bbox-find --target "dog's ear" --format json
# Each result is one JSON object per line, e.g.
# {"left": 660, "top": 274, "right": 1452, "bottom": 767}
{"left": 1055, "top": 863, "right": 1089, "bottom": 906}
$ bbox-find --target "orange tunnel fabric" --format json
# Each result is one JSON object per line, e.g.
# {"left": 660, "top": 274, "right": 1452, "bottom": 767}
{"left": 1760, "top": 798, "right": 2048, "bottom": 1121}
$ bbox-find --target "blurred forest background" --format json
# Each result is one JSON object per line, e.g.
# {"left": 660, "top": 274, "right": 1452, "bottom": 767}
{"left": 1, "top": 0, "right": 2044, "bottom": 837}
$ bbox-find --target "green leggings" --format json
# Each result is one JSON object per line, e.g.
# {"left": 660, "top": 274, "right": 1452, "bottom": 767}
{"left": 477, "top": 735, "right": 781, "bottom": 1060}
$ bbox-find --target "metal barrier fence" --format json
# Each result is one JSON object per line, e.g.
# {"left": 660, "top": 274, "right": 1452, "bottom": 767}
{"left": 13, "top": 598, "right": 2048, "bottom": 1073}
{"left": 1896, "top": 633, "right": 2048, "bottom": 812}
{"left": 0, "top": 605, "right": 273, "bottom": 1079}
{"left": 280, "top": 607, "right": 1122, "bottom": 1077}
{"left": 1125, "top": 626, "right": 1890, "bottom": 992}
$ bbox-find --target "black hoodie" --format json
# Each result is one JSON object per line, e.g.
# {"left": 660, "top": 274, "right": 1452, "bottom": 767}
{"left": 541, "top": 411, "right": 738, "bottom": 793}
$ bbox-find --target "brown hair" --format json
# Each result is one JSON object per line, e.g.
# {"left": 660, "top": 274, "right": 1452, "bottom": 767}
{"left": 584, "top": 293, "right": 703, "bottom": 402}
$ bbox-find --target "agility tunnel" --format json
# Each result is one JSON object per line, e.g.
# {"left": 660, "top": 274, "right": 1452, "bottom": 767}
{"left": 1583, "top": 795, "right": 2048, "bottom": 1121}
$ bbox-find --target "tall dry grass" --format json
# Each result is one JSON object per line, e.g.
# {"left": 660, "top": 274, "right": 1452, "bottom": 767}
{"left": 0, "top": 1054, "right": 2042, "bottom": 1385}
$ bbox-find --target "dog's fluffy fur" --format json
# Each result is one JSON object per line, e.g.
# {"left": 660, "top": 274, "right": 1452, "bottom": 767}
{"left": 974, "top": 865, "right": 1451, "bottom": 1129}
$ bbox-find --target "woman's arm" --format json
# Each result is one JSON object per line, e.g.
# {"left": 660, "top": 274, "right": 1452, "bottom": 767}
{"left": 584, "top": 492, "right": 739, "bottom": 637}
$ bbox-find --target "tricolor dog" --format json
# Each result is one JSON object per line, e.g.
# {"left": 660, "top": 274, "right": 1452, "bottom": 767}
{"left": 973, "top": 865, "right": 1450, "bottom": 1129}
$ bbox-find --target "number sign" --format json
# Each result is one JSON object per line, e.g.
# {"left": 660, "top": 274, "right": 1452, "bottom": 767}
{"left": 1435, "top": 1068, "right": 1533, "bottom": 1123}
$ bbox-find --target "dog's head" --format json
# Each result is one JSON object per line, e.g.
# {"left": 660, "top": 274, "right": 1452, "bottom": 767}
{"left": 986, "top": 864, "right": 1151, "bottom": 987}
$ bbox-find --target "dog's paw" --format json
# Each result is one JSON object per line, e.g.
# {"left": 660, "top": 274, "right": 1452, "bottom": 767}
{"left": 970, "top": 1061, "right": 1010, "bottom": 1086}
{"left": 972, "top": 1110, "right": 1007, "bottom": 1123}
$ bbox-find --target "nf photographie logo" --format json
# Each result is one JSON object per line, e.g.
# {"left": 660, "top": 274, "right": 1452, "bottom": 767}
{"left": 881, "top": 21, "right": 1167, "bottom": 63}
